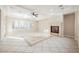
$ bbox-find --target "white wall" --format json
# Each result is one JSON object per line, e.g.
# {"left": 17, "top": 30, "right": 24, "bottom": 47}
{"left": 75, "top": 8, "right": 79, "bottom": 48}
{"left": 0, "top": 6, "right": 39, "bottom": 39}
{"left": 0, "top": 6, "right": 7, "bottom": 39}
{"left": 38, "top": 14, "right": 64, "bottom": 36}
{"left": 6, "top": 17, "right": 38, "bottom": 35}
{"left": 1, "top": 5, "right": 77, "bottom": 40}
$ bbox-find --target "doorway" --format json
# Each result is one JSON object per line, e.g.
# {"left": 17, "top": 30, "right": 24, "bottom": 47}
{"left": 0, "top": 9, "right": 1, "bottom": 39}
{"left": 64, "top": 13, "right": 75, "bottom": 39}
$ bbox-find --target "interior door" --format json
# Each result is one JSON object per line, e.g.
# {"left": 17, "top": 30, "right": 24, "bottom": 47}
{"left": 64, "top": 13, "right": 75, "bottom": 38}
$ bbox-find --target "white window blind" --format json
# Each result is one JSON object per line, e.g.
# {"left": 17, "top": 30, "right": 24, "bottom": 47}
{"left": 13, "top": 20, "right": 32, "bottom": 29}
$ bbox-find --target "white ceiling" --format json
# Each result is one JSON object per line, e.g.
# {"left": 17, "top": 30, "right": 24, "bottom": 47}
{"left": 7, "top": 5, "right": 79, "bottom": 21}
{"left": 20, "top": 5, "right": 79, "bottom": 14}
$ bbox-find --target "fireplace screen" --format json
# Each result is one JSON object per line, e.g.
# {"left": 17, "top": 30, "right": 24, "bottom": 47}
{"left": 51, "top": 26, "right": 59, "bottom": 33}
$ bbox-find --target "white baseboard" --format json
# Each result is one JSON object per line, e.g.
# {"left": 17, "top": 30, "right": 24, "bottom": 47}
{"left": 64, "top": 35, "right": 74, "bottom": 38}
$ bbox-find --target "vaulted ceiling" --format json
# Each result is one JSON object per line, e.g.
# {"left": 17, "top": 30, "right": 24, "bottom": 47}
{"left": 6, "top": 5, "right": 79, "bottom": 21}
{"left": 20, "top": 5, "right": 78, "bottom": 14}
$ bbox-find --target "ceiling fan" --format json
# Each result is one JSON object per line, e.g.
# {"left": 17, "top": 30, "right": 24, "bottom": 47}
{"left": 31, "top": 11, "right": 38, "bottom": 17}
{"left": 17, "top": 5, "right": 48, "bottom": 18}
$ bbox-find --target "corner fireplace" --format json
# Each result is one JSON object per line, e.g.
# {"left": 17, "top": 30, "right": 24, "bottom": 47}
{"left": 51, "top": 26, "right": 59, "bottom": 34}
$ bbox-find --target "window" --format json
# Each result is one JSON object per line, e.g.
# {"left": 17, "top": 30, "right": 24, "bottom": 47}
{"left": 13, "top": 20, "right": 32, "bottom": 30}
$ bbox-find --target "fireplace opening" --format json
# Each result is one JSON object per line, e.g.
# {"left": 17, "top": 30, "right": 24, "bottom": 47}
{"left": 51, "top": 26, "right": 59, "bottom": 33}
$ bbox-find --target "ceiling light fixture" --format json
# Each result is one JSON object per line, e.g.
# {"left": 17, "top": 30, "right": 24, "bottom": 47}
{"left": 59, "top": 5, "right": 64, "bottom": 9}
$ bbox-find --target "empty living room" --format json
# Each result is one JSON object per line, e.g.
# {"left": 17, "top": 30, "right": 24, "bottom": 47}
{"left": 0, "top": 5, "right": 79, "bottom": 53}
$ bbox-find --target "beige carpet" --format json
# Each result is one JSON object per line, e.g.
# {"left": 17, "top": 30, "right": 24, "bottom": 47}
{"left": 25, "top": 36, "right": 50, "bottom": 46}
